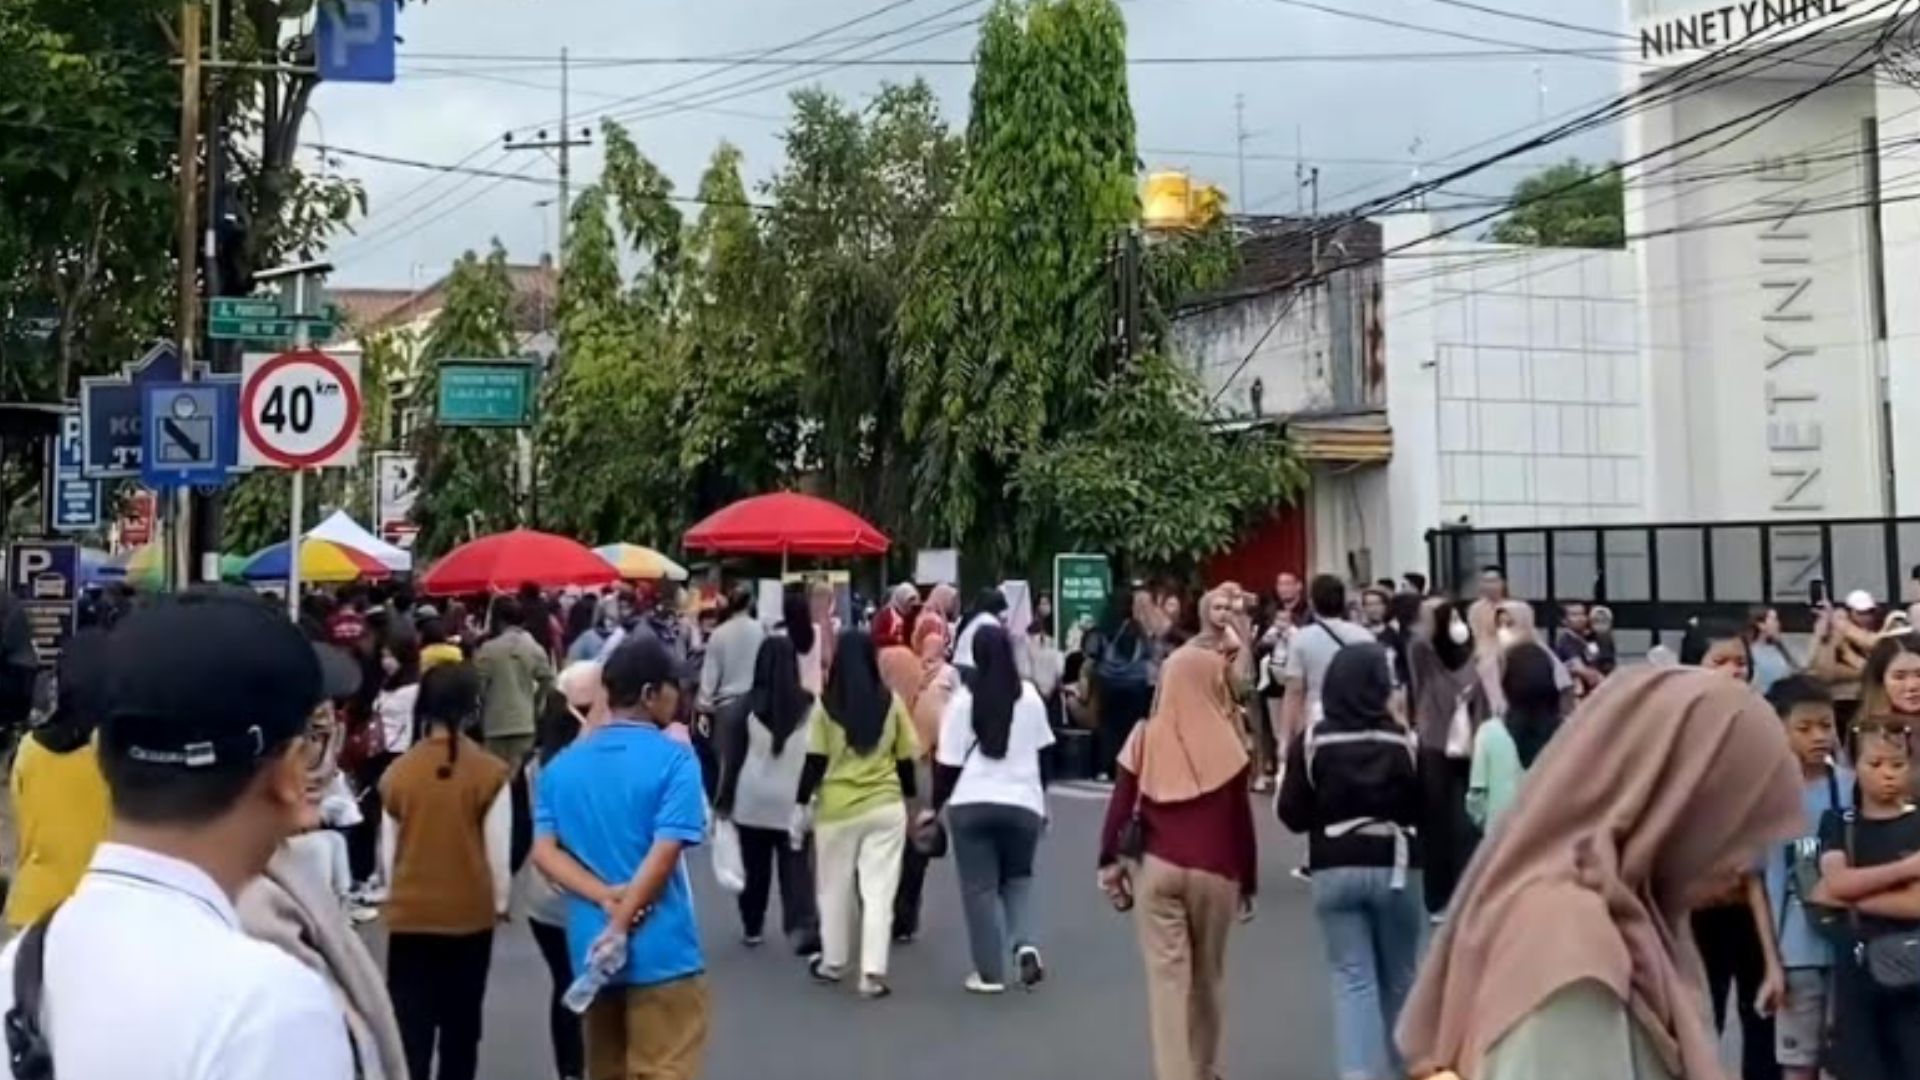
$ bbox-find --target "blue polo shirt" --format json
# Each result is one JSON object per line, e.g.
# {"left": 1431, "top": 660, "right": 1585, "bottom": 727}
{"left": 534, "top": 720, "right": 706, "bottom": 987}
{"left": 1764, "top": 765, "right": 1853, "bottom": 970}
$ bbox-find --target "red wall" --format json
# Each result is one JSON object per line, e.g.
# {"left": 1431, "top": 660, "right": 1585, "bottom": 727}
{"left": 1204, "top": 506, "right": 1309, "bottom": 591}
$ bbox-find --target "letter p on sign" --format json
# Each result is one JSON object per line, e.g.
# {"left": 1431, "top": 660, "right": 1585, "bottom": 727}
{"left": 317, "top": 0, "right": 396, "bottom": 84}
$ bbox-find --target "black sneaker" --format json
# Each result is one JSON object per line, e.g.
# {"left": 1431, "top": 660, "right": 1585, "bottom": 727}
{"left": 1015, "top": 945, "right": 1045, "bottom": 989}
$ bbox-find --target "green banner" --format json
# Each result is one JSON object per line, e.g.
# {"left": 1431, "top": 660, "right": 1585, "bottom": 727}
{"left": 1052, "top": 552, "right": 1111, "bottom": 646}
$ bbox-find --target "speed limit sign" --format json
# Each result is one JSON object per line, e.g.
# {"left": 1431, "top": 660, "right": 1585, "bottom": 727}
{"left": 240, "top": 348, "right": 363, "bottom": 469}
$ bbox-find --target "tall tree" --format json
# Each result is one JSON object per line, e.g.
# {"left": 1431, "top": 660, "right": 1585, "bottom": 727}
{"left": 409, "top": 245, "right": 521, "bottom": 555}
{"left": 1487, "top": 159, "right": 1625, "bottom": 249}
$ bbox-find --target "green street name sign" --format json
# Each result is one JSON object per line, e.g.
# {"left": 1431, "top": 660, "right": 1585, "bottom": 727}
{"left": 438, "top": 359, "right": 537, "bottom": 428}
{"left": 209, "top": 296, "right": 281, "bottom": 322}
{"left": 208, "top": 317, "right": 337, "bottom": 343}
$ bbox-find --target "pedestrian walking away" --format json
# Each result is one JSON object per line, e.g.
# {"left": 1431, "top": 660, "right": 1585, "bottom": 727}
{"left": 795, "top": 629, "right": 921, "bottom": 999}
{"left": 533, "top": 636, "right": 710, "bottom": 1080}
{"left": 0, "top": 590, "right": 357, "bottom": 1079}
{"left": 1467, "top": 641, "right": 1565, "bottom": 833}
{"left": 1278, "top": 641, "right": 1426, "bottom": 1080}
{"left": 1397, "top": 668, "right": 1803, "bottom": 1080}
{"left": 475, "top": 595, "right": 557, "bottom": 766}
{"left": 524, "top": 662, "right": 602, "bottom": 1080}
{"left": 879, "top": 608, "right": 959, "bottom": 944}
{"left": 380, "top": 663, "right": 513, "bottom": 1080}
{"left": 931, "top": 624, "right": 1054, "bottom": 994}
{"left": 715, "top": 635, "right": 821, "bottom": 956}
{"left": 1098, "top": 644, "right": 1257, "bottom": 1080}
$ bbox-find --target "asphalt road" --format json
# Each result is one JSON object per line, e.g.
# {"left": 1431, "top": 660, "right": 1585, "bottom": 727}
{"left": 449, "top": 783, "right": 1339, "bottom": 1080}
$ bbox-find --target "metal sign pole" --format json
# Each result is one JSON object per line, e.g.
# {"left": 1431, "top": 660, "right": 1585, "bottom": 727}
{"left": 286, "top": 273, "right": 308, "bottom": 617}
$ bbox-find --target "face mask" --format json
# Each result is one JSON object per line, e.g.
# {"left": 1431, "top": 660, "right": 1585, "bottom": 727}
{"left": 381, "top": 655, "right": 400, "bottom": 677}
{"left": 1448, "top": 619, "right": 1470, "bottom": 646}
{"left": 1496, "top": 627, "right": 1518, "bottom": 649}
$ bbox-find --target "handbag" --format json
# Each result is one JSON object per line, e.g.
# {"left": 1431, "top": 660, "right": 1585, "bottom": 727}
{"left": 1094, "top": 628, "right": 1150, "bottom": 693}
{"left": 913, "top": 741, "right": 978, "bottom": 859}
{"left": 1443, "top": 685, "right": 1475, "bottom": 760}
{"left": 1844, "top": 811, "right": 1920, "bottom": 990}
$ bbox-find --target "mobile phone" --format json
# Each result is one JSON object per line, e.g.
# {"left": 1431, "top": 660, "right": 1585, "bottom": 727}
{"left": 1810, "top": 579, "right": 1828, "bottom": 608}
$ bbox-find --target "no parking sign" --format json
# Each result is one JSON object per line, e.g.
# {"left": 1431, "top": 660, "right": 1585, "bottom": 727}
{"left": 240, "top": 348, "right": 362, "bottom": 469}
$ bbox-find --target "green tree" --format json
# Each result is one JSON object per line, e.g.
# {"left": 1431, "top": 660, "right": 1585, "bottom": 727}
{"left": 409, "top": 245, "right": 521, "bottom": 555}
{"left": 1487, "top": 159, "right": 1625, "bottom": 249}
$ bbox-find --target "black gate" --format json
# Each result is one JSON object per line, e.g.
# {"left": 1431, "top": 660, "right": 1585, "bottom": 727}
{"left": 1427, "top": 517, "right": 1920, "bottom": 656}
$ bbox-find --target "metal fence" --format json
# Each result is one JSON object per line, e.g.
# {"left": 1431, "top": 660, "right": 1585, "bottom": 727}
{"left": 1427, "top": 516, "right": 1920, "bottom": 656}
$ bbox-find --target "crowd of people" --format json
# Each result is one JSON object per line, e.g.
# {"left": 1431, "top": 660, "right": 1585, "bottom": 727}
{"left": 0, "top": 559, "right": 1918, "bottom": 1080}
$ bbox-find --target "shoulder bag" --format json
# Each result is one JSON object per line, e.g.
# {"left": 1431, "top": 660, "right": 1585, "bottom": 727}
{"left": 1845, "top": 810, "right": 1920, "bottom": 990}
{"left": 5, "top": 908, "right": 54, "bottom": 1080}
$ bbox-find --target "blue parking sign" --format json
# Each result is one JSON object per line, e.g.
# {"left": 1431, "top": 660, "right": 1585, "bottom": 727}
{"left": 7, "top": 541, "right": 77, "bottom": 666}
{"left": 46, "top": 408, "right": 101, "bottom": 532}
{"left": 317, "top": 0, "right": 396, "bottom": 83}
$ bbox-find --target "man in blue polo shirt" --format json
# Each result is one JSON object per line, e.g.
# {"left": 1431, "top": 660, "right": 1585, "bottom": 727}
{"left": 533, "top": 636, "right": 709, "bottom": 1080}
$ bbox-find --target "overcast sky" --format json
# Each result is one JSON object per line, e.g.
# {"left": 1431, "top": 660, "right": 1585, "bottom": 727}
{"left": 313, "top": 0, "right": 1632, "bottom": 287}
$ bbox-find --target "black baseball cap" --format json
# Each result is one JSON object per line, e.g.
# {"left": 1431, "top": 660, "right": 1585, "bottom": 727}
{"left": 104, "top": 591, "right": 328, "bottom": 770}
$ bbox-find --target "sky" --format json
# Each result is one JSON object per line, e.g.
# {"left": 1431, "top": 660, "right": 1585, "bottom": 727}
{"left": 312, "top": 0, "right": 1635, "bottom": 288}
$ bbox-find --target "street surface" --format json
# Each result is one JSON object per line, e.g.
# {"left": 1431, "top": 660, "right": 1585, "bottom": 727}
{"left": 462, "top": 783, "right": 1337, "bottom": 1080}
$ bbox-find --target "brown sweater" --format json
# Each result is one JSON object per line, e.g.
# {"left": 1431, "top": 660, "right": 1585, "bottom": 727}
{"left": 381, "top": 733, "right": 510, "bottom": 935}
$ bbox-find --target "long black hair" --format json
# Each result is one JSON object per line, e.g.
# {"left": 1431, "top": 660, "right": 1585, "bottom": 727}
{"left": 1430, "top": 599, "right": 1474, "bottom": 671}
{"left": 967, "top": 624, "right": 1020, "bottom": 760}
{"left": 782, "top": 587, "right": 816, "bottom": 657}
{"left": 563, "top": 595, "right": 598, "bottom": 650}
{"left": 822, "top": 628, "right": 890, "bottom": 754}
{"left": 415, "top": 662, "right": 482, "bottom": 778}
{"left": 1501, "top": 641, "right": 1564, "bottom": 768}
{"left": 384, "top": 635, "right": 421, "bottom": 692}
{"left": 750, "top": 635, "right": 814, "bottom": 755}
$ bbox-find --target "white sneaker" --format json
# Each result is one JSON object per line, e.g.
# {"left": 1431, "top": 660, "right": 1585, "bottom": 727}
{"left": 964, "top": 973, "right": 1006, "bottom": 995}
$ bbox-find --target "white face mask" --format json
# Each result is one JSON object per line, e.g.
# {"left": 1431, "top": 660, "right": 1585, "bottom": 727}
{"left": 1496, "top": 627, "right": 1519, "bottom": 649}
{"left": 1447, "top": 618, "right": 1470, "bottom": 646}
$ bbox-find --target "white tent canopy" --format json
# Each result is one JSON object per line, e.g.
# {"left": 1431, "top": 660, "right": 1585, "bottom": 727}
{"left": 308, "top": 510, "right": 413, "bottom": 572}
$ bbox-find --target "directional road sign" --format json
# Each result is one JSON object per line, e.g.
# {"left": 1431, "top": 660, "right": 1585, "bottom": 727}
{"left": 317, "top": 0, "right": 396, "bottom": 83}
{"left": 81, "top": 342, "right": 182, "bottom": 477}
{"left": 241, "top": 349, "right": 363, "bottom": 469}
{"left": 208, "top": 316, "right": 338, "bottom": 344}
{"left": 44, "top": 408, "right": 101, "bottom": 532}
{"left": 7, "top": 541, "right": 77, "bottom": 665}
{"left": 210, "top": 296, "right": 281, "bottom": 322}
{"left": 437, "top": 359, "right": 538, "bottom": 427}
{"left": 142, "top": 382, "right": 229, "bottom": 488}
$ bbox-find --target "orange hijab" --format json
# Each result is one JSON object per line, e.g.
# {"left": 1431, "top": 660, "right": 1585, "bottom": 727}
{"left": 1117, "top": 644, "right": 1250, "bottom": 803}
{"left": 1396, "top": 668, "right": 1803, "bottom": 1079}
{"left": 879, "top": 616, "right": 956, "bottom": 755}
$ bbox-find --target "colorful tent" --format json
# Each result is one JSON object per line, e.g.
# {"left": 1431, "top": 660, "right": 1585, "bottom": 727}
{"left": 419, "top": 529, "right": 619, "bottom": 596}
{"left": 307, "top": 510, "right": 412, "bottom": 572}
{"left": 683, "top": 492, "right": 889, "bottom": 558}
{"left": 243, "top": 538, "right": 392, "bottom": 584}
{"left": 593, "top": 544, "right": 689, "bottom": 582}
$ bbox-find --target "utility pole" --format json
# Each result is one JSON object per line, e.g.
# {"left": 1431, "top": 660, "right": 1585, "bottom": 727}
{"left": 173, "top": 0, "right": 204, "bottom": 592}
{"left": 503, "top": 48, "right": 592, "bottom": 261}
{"left": 1294, "top": 126, "right": 1305, "bottom": 215}
{"left": 1234, "top": 93, "right": 1248, "bottom": 211}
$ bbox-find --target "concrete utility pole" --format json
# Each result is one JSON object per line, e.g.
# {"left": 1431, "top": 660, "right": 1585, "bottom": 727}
{"left": 173, "top": 0, "right": 204, "bottom": 593}
{"left": 503, "top": 48, "right": 592, "bottom": 261}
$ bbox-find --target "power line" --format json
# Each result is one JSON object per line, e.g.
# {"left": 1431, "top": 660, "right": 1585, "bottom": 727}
{"left": 1259, "top": 0, "right": 1643, "bottom": 64}
{"left": 399, "top": 45, "right": 1633, "bottom": 68}
{"left": 1399, "top": 0, "right": 1635, "bottom": 42}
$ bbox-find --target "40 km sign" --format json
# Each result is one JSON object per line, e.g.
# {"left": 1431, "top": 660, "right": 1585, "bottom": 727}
{"left": 240, "top": 348, "right": 362, "bottom": 469}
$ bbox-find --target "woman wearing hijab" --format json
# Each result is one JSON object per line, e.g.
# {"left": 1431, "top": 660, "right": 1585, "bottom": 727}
{"left": 795, "top": 629, "right": 921, "bottom": 999}
{"left": 871, "top": 583, "right": 921, "bottom": 650}
{"left": 1409, "top": 599, "right": 1487, "bottom": 917}
{"left": 783, "top": 587, "right": 824, "bottom": 695}
{"left": 929, "top": 624, "right": 1056, "bottom": 993}
{"left": 1278, "top": 642, "right": 1426, "bottom": 1080}
{"left": 1468, "top": 641, "right": 1564, "bottom": 831}
{"left": 1397, "top": 668, "right": 1805, "bottom": 1080}
{"left": 878, "top": 612, "right": 961, "bottom": 944}
{"left": 716, "top": 636, "right": 822, "bottom": 955}
{"left": 1097, "top": 646, "right": 1257, "bottom": 1080}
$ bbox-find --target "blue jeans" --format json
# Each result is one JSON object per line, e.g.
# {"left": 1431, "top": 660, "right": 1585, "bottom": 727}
{"left": 1312, "top": 867, "right": 1427, "bottom": 1080}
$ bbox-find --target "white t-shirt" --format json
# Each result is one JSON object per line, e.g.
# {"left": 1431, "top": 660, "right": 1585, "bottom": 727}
{"left": 936, "top": 683, "right": 1055, "bottom": 817}
{"left": 376, "top": 684, "right": 419, "bottom": 756}
{"left": 1283, "top": 616, "right": 1374, "bottom": 722}
{"left": 0, "top": 843, "right": 355, "bottom": 1080}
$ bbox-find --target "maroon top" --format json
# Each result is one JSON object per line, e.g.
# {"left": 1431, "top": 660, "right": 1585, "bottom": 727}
{"left": 1099, "top": 766, "right": 1258, "bottom": 896}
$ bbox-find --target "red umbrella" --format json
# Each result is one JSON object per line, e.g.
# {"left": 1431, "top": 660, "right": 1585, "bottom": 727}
{"left": 684, "top": 492, "right": 890, "bottom": 558}
{"left": 419, "top": 529, "right": 621, "bottom": 596}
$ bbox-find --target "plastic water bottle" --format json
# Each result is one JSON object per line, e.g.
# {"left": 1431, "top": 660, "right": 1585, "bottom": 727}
{"left": 561, "top": 934, "right": 627, "bottom": 1014}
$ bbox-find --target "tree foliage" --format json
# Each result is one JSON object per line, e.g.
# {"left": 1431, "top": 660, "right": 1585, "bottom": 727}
{"left": 1487, "top": 158, "right": 1625, "bottom": 249}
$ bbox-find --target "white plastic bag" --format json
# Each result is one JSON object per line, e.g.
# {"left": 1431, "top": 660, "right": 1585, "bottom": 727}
{"left": 710, "top": 819, "right": 747, "bottom": 894}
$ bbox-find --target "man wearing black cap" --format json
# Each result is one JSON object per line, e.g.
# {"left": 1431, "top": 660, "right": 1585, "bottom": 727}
{"left": 0, "top": 591, "right": 355, "bottom": 1079}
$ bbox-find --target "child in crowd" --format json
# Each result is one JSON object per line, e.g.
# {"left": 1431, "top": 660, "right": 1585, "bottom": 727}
{"left": 1759, "top": 676, "right": 1851, "bottom": 1080}
{"left": 1814, "top": 722, "right": 1920, "bottom": 1080}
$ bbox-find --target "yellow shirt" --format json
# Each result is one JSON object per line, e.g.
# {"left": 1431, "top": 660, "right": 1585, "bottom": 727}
{"left": 7, "top": 735, "right": 112, "bottom": 927}
{"left": 808, "top": 697, "right": 920, "bottom": 824}
{"left": 421, "top": 643, "right": 464, "bottom": 671}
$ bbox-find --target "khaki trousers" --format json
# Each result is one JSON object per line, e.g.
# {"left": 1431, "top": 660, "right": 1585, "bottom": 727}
{"left": 1134, "top": 855, "right": 1240, "bottom": 1080}
{"left": 815, "top": 801, "right": 907, "bottom": 977}
{"left": 584, "top": 975, "right": 710, "bottom": 1080}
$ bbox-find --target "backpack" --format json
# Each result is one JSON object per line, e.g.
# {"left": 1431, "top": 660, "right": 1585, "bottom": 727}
{"left": 1093, "top": 627, "right": 1151, "bottom": 693}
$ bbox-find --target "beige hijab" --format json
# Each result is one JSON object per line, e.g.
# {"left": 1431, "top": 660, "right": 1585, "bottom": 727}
{"left": 1396, "top": 668, "right": 1803, "bottom": 1080}
{"left": 1118, "top": 644, "right": 1251, "bottom": 803}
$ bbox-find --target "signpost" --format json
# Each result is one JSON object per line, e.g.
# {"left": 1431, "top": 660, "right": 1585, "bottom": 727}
{"left": 437, "top": 359, "right": 538, "bottom": 427}
{"left": 81, "top": 342, "right": 242, "bottom": 479}
{"left": 241, "top": 338, "right": 361, "bottom": 614}
{"left": 7, "top": 541, "right": 78, "bottom": 665}
{"left": 1052, "top": 553, "right": 1112, "bottom": 647}
{"left": 44, "top": 409, "right": 101, "bottom": 532}
{"left": 141, "top": 382, "right": 229, "bottom": 489}
{"left": 317, "top": 0, "right": 396, "bottom": 83}
{"left": 374, "top": 452, "right": 418, "bottom": 545}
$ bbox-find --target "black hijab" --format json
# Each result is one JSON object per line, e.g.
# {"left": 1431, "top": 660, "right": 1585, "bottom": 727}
{"left": 33, "top": 628, "right": 109, "bottom": 754}
{"left": 1321, "top": 641, "right": 1396, "bottom": 731}
{"left": 967, "top": 624, "right": 1020, "bottom": 760}
{"left": 1501, "top": 641, "right": 1564, "bottom": 768}
{"left": 750, "top": 635, "right": 814, "bottom": 756}
{"left": 823, "top": 628, "right": 890, "bottom": 754}
{"left": 782, "top": 588, "right": 816, "bottom": 658}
